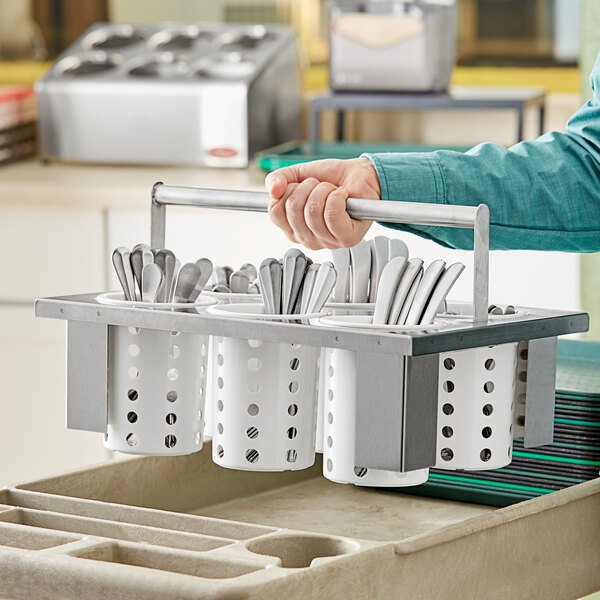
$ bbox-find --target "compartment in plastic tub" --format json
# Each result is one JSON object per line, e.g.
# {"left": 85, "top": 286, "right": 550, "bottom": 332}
{"left": 101, "top": 294, "right": 214, "bottom": 456}
{"left": 128, "top": 53, "right": 190, "bottom": 78}
{"left": 207, "top": 304, "right": 322, "bottom": 472}
{"left": 56, "top": 52, "right": 121, "bottom": 76}
{"left": 245, "top": 533, "right": 359, "bottom": 568}
{"left": 435, "top": 343, "right": 517, "bottom": 470}
{"left": 82, "top": 25, "right": 146, "bottom": 50}
{"left": 5, "top": 508, "right": 231, "bottom": 552}
{"left": 71, "top": 541, "right": 263, "bottom": 579}
{"left": 0, "top": 521, "right": 80, "bottom": 550}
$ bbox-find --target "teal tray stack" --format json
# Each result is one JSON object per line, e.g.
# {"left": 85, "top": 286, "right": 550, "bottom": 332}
{"left": 255, "top": 141, "right": 471, "bottom": 171}
{"left": 406, "top": 340, "right": 600, "bottom": 507}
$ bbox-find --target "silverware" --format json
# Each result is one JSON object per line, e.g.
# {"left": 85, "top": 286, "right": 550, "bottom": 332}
{"left": 419, "top": 262, "right": 465, "bottom": 325}
{"left": 282, "top": 248, "right": 308, "bottom": 314}
{"left": 488, "top": 304, "right": 504, "bottom": 316}
{"left": 130, "top": 247, "right": 145, "bottom": 301}
{"left": 158, "top": 250, "right": 177, "bottom": 303}
{"left": 112, "top": 247, "right": 134, "bottom": 301}
{"left": 240, "top": 263, "right": 257, "bottom": 280}
{"left": 330, "top": 248, "right": 350, "bottom": 303}
{"left": 259, "top": 258, "right": 282, "bottom": 314}
{"left": 141, "top": 263, "right": 163, "bottom": 303}
{"left": 405, "top": 259, "right": 446, "bottom": 326}
{"left": 306, "top": 261, "right": 337, "bottom": 314}
{"left": 368, "top": 236, "right": 389, "bottom": 303}
{"left": 299, "top": 262, "right": 320, "bottom": 314}
{"left": 168, "top": 258, "right": 181, "bottom": 302}
{"left": 173, "top": 263, "right": 201, "bottom": 303}
{"left": 388, "top": 258, "right": 424, "bottom": 325}
{"left": 230, "top": 270, "right": 250, "bottom": 294}
{"left": 372, "top": 257, "right": 407, "bottom": 325}
{"left": 212, "top": 284, "right": 231, "bottom": 293}
{"left": 190, "top": 258, "right": 213, "bottom": 301}
{"left": 214, "top": 266, "right": 228, "bottom": 286}
{"left": 388, "top": 238, "right": 409, "bottom": 260}
{"left": 398, "top": 267, "right": 423, "bottom": 325}
{"left": 349, "top": 240, "right": 371, "bottom": 303}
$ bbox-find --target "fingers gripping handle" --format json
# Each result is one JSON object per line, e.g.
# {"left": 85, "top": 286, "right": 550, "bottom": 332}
{"left": 151, "top": 183, "right": 489, "bottom": 323}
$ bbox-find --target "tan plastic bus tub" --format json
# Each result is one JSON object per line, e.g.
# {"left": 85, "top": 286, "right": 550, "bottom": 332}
{"left": 0, "top": 442, "right": 598, "bottom": 599}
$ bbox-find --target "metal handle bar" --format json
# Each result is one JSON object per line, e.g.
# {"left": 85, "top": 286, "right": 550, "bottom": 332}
{"left": 151, "top": 183, "right": 489, "bottom": 323}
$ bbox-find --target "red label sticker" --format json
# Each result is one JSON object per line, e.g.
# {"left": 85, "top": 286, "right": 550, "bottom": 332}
{"left": 208, "top": 147, "right": 238, "bottom": 158}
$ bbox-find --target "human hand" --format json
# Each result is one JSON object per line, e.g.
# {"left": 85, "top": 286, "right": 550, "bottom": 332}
{"left": 265, "top": 157, "right": 381, "bottom": 250}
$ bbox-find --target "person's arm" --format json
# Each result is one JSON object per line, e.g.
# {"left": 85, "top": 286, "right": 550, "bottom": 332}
{"left": 365, "top": 54, "right": 600, "bottom": 252}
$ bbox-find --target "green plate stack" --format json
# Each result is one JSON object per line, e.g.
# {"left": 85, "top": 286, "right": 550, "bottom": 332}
{"left": 404, "top": 340, "right": 600, "bottom": 507}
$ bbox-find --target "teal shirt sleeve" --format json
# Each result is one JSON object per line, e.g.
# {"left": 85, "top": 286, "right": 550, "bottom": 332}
{"left": 363, "top": 52, "right": 600, "bottom": 252}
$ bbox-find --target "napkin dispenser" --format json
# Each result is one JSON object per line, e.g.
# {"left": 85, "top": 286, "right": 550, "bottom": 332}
{"left": 329, "top": 0, "right": 455, "bottom": 92}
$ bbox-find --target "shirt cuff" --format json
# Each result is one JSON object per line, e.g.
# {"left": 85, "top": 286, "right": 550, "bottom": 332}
{"left": 362, "top": 152, "right": 446, "bottom": 205}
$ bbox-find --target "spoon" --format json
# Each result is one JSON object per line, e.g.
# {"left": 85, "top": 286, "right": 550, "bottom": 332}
{"left": 488, "top": 304, "right": 504, "bottom": 316}
{"left": 368, "top": 236, "right": 389, "bottom": 302}
{"left": 154, "top": 249, "right": 173, "bottom": 302}
{"left": 168, "top": 259, "right": 181, "bottom": 302}
{"left": 372, "top": 257, "right": 407, "bottom": 325}
{"left": 305, "top": 262, "right": 337, "bottom": 314}
{"left": 349, "top": 240, "right": 371, "bottom": 303}
{"left": 388, "top": 258, "right": 424, "bottom": 325}
{"left": 134, "top": 246, "right": 154, "bottom": 299}
{"left": 214, "top": 266, "right": 228, "bottom": 286}
{"left": 112, "top": 247, "right": 134, "bottom": 301}
{"left": 405, "top": 259, "right": 446, "bottom": 326}
{"left": 240, "top": 263, "right": 257, "bottom": 280}
{"left": 419, "top": 262, "right": 465, "bottom": 325}
{"left": 130, "top": 247, "right": 145, "bottom": 301}
{"left": 190, "top": 258, "right": 213, "bottom": 301}
{"left": 330, "top": 248, "right": 350, "bottom": 303}
{"left": 282, "top": 248, "right": 308, "bottom": 314}
{"left": 230, "top": 270, "right": 250, "bottom": 294}
{"left": 299, "top": 262, "right": 320, "bottom": 314}
{"left": 259, "top": 258, "right": 282, "bottom": 314}
{"left": 157, "top": 250, "right": 177, "bottom": 303}
{"left": 141, "top": 263, "right": 163, "bottom": 303}
{"left": 173, "top": 263, "right": 201, "bottom": 303}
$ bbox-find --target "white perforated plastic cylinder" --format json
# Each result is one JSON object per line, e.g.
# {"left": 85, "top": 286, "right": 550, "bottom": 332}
{"left": 210, "top": 336, "right": 319, "bottom": 471}
{"left": 105, "top": 325, "right": 208, "bottom": 455}
{"left": 435, "top": 343, "right": 517, "bottom": 470}
{"left": 323, "top": 347, "right": 429, "bottom": 487}
{"left": 203, "top": 294, "right": 262, "bottom": 440}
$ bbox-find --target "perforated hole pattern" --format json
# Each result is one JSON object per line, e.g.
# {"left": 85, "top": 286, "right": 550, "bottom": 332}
{"left": 435, "top": 344, "right": 517, "bottom": 470}
{"left": 210, "top": 337, "right": 319, "bottom": 471}
{"left": 105, "top": 326, "right": 208, "bottom": 455}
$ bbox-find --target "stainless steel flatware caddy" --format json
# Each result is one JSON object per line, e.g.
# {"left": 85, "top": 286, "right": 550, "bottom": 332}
{"left": 34, "top": 184, "right": 589, "bottom": 475}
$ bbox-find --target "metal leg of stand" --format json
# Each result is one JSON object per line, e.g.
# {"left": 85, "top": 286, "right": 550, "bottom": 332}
{"left": 336, "top": 110, "right": 345, "bottom": 141}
